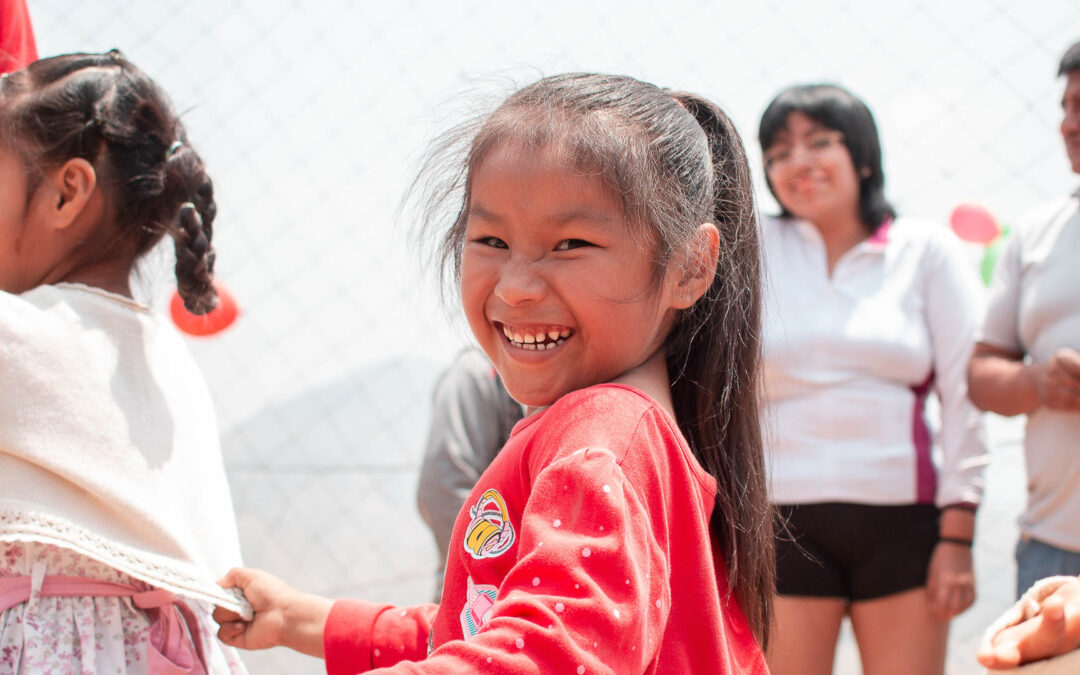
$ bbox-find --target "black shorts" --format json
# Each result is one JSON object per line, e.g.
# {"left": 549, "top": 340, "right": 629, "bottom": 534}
{"left": 774, "top": 502, "right": 940, "bottom": 601}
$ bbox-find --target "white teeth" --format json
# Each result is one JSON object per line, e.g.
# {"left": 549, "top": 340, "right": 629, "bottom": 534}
{"left": 501, "top": 325, "right": 572, "bottom": 349}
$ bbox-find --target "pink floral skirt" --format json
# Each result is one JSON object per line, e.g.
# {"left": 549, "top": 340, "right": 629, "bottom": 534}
{"left": 0, "top": 541, "right": 247, "bottom": 674}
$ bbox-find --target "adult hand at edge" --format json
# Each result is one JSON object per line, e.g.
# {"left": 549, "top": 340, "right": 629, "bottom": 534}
{"left": 977, "top": 577, "right": 1080, "bottom": 669}
{"left": 1034, "top": 348, "right": 1080, "bottom": 412}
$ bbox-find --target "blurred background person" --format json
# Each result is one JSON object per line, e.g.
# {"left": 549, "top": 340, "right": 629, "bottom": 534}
{"left": 416, "top": 348, "right": 522, "bottom": 599}
{"left": 968, "top": 39, "right": 1080, "bottom": 602}
{"left": 757, "top": 83, "right": 988, "bottom": 675}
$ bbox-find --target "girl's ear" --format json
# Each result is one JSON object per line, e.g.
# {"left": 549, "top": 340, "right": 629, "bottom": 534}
{"left": 672, "top": 222, "right": 720, "bottom": 309}
{"left": 41, "top": 158, "right": 98, "bottom": 231}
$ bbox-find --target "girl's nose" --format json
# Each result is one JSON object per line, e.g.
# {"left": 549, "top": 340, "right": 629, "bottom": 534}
{"left": 786, "top": 145, "right": 816, "bottom": 170}
{"left": 494, "top": 257, "right": 545, "bottom": 306}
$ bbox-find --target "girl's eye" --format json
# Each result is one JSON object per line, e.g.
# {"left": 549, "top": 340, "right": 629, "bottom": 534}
{"left": 763, "top": 147, "right": 791, "bottom": 170}
{"left": 554, "top": 239, "right": 592, "bottom": 251}
{"left": 476, "top": 236, "right": 508, "bottom": 249}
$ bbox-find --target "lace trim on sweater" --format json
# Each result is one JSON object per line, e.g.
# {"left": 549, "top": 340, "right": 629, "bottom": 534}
{"left": 0, "top": 508, "right": 251, "bottom": 619}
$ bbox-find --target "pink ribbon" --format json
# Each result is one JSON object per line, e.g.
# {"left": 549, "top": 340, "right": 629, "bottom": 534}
{"left": 0, "top": 574, "right": 207, "bottom": 674}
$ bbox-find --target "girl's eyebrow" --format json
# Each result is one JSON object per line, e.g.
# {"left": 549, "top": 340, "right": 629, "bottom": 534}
{"left": 772, "top": 122, "right": 828, "bottom": 144}
{"left": 466, "top": 205, "right": 619, "bottom": 226}
{"left": 548, "top": 207, "right": 619, "bottom": 226}
{"left": 466, "top": 204, "right": 503, "bottom": 223}
{"left": 768, "top": 130, "right": 792, "bottom": 145}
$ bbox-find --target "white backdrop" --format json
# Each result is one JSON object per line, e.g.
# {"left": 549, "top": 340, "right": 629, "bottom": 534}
{"left": 29, "top": 0, "right": 1080, "bottom": 672}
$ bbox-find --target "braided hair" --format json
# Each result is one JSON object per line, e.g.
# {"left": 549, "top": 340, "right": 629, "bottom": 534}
{"left": 0, "top": 50, "right": 217, "bottom": 313}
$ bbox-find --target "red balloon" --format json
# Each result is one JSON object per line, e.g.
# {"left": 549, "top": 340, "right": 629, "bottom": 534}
{"left": 170, "top": 281, "right": 239, "bottom": 337}
{"left": 950, "top": 203, "right": 1000, "bottom": 244}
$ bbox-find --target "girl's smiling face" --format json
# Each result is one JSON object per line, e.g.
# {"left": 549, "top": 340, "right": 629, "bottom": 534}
{"left": 460, "top": 143, "right": 682, "bottom": 408}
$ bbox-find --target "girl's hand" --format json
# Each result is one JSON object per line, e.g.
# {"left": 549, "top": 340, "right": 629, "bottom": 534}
{"left": 214, "top": 567, "right": 333, "bottom": 658}
{"left": 926, "top": 541, "right": 975, "bottom": 619}
{"left": 978, "top": 576, "right": 1080, "bottom": 669}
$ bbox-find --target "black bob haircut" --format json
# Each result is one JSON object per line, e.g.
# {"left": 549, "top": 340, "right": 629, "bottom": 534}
{"left": 758, "top": 83, "right": 895, "bottom": 235}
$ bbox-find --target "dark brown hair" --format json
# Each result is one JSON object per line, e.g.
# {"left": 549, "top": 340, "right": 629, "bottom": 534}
{"left": 0, "top": 50, "right": 217, "bottom": 313}
{"left": 414, "top": 73, "right": 774, "bottom": 645}
{"left": 1060, "top": 40, "right": 1080, "bottom": 76}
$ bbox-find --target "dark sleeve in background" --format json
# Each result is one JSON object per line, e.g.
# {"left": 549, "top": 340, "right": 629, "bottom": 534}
{"left": 416, "top": 348, "right": 523, "bottom": 599}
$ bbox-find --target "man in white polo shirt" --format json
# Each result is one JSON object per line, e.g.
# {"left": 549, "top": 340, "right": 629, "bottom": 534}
{"left": 968, "top": 38, "right": 1080, "bottom": 599}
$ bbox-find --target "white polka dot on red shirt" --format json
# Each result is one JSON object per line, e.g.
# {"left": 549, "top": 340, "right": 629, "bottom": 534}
{"left": 532, "top": 577, "right": 540, "bottom": 586}
{"left": 516, "top": 638, "right": 525, "bottom": 648}
{"left": 555, "top": 602, "right": 565, "bottom": 612}
{"left": 577, "top": 667, "right": 586, "bottom": 674}
{"left": 602, "top": 484, "right": 611, "bottom": 493}
{"left": 374, "top": 649, "right": 380, "bottom": 657}
{"left": 553, "top": 518, "right": 561, "bottom": 528}
{"left": 613, "top": 608, "right": 620, "bottom": 619}
{"left": 582, "top": 547, "right": 591, "bottom": 557}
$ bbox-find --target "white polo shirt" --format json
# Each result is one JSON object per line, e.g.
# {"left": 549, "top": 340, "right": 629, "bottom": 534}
{"left": 760, "top": 215, "right": 988, "bottom": 508}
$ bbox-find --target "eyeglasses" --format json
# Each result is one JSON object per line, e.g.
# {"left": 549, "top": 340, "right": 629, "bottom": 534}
{"left": 763, "top": 131, "right": 846, "bottom": 173}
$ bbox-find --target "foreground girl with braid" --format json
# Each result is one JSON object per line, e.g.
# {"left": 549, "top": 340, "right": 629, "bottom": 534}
{"left": 0, "top": 51, "right": 249, "bottom": 673}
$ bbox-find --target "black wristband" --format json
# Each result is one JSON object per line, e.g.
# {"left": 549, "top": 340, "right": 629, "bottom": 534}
{"left": 938, "top": 536, "right": 974, "bottom": 547}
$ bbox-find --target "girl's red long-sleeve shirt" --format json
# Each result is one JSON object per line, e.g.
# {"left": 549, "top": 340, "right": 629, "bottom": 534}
{"left": 325, "top": 384, "right": 768, "bottom": 674}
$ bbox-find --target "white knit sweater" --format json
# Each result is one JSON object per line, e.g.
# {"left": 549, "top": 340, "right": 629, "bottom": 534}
{"left": 0, "top": 283, "right": 246, "bottom": 613}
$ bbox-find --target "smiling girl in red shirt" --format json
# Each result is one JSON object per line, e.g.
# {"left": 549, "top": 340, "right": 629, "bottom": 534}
{"left": 215, "top": 73, "right": 774, "bottom": 674}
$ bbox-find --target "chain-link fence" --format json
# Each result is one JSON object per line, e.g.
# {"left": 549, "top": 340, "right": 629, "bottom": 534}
{"left": 28, "top": 0, "right": 1080, "bottom": 672}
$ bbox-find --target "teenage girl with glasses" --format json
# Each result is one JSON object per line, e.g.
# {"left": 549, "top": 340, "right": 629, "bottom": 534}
{"left": 758, "top": 83, "right": 989, "bottom": 675}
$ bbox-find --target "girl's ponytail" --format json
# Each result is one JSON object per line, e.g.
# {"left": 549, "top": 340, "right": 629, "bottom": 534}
{"left": 669, "top": 92, "right": 774, "bottom": 646}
